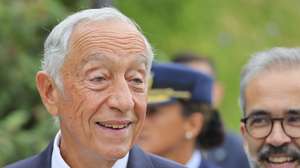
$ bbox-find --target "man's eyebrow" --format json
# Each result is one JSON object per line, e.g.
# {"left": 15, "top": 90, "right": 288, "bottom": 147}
{"left": 80, "top": 53, "right": 110, "bottom": 66}
{"left": 134, "top": 54, "right": 148, "bottom": 66}
{"left": 287, "top": 109, "right": 300, "bottom": 115}
{"left": 83, "top": 53, "right": 110, "bottom": 62}
{"left": 248, "top": 109, "right": 269, "bottom": 117}
{"left": 79, "top": 53, "right": 149, "bottom": 71}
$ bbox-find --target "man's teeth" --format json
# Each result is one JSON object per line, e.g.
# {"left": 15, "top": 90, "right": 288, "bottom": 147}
{"left": 268, "top": 156, "right": 293, "bottom": 163}
{"left": 105, "top": 124, "right": 127, "bottom": 129}
{"left": 97, "top": 122, "right": 129, "bottom": 129}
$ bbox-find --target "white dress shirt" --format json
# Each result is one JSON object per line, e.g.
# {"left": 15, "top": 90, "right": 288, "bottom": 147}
{"left": 186, "top": 150, "right": 202, "bottom": 168}
{"left": 51, "top": 131, "right": 129, "bottom": 168}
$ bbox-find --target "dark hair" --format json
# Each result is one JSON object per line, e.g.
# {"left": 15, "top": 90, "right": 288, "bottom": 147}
{"left": 172, "top": 52, "right": 216, "bottom": 76}
{"left": 197, "top": 109, "right": 224, "bottom": 149}
{"left": 177, "top": 99, "right": 224, "bottom": 150}
{"left": 172, "top": 52, "right": 224, "bottom": 150}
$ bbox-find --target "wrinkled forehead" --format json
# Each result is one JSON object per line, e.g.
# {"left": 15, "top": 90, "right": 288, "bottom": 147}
{"left": 71, "top": 19, "right": 146, "bottom": 48}
{"left": 71, "top": 18, "right": 141, "bottom": 37}
{"left": 65, "top": 19, "right": 148, "bottom": 63}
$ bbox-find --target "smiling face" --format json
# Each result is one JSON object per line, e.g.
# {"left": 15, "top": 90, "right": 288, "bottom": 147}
{"left": 241, "top": 69, "right": 300, "bottom": 168}
{"left": 37, "top": 19, "right": 149, "bottom": 166}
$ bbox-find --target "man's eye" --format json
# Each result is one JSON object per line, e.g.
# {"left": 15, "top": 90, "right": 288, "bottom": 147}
{"left": 89, "top": 76, "right": 105, "bottom": 82}
{"left": 132, "top": 78, "right": 143, "bottom": 84}
{"left": 286, "top": 115, "right": 300, "bottom": 126}
{"left": 248, "top": 116, "right": 270, "bottom": 128}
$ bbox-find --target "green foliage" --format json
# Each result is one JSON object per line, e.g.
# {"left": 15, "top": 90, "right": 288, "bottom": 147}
{"left": 0, "top": 0, "right": 88, "bottom": 166}
{"left": 1, "top": 0, "right": 300, "bottom": 166}
{"left": 116, "top": 0, "right": 300, "bottom": 129}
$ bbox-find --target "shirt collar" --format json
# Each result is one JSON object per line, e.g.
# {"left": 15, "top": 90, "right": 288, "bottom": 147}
{"left": 186, "top": 150, "right": 202, "bottom": 168}
{"left": 51, "top": 131, "right": 129, "bottom": 168}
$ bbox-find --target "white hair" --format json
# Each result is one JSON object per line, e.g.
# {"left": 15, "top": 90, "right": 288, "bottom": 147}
{"left": 240, "top": 47, "right": 300, "bottom": 115}
{"left": 42, "top": 7, "right": 153, "bottom": 90}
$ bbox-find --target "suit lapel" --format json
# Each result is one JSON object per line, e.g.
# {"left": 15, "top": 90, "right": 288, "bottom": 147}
{"left": 199, "top": 159, "right": 212, "bottom": 168}
{"left": 33, "top": 140, "right": 54, "bottom": 168}
{"left": 127, "top": 145, "right": 154, "bottom": 168}
{"left": 35, "top": 142, "right": 156, "bottom": 168}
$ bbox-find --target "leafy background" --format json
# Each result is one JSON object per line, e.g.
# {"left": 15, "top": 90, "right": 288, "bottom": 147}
{"left": 1, "top": 0, "right": 300, "bottom": 166}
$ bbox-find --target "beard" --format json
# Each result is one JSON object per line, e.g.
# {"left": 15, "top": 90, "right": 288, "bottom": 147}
{"left": 248, "top": 144, "right": 300, "bottom": 168}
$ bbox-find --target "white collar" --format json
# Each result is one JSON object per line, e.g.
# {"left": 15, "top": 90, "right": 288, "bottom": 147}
{"left": 185, "top": 150, "right": 202, "bottom": 168}
{"left": 51, "top": 131, "right": 129, "bottom": 168}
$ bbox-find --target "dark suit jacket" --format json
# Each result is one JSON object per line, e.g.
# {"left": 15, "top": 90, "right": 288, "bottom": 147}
{"left": 205, "top": 132, "right": 250, "bottom": 168}
{"left": 5, "top": 141, "right": 186, "bottom": 168}
{"left": 199, "top": 159, "right": 222, "bottom": 168}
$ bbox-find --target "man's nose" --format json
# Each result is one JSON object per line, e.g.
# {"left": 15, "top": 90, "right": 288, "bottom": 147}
{"left": 107, "top": 79, "right": 134, "bottom": 112}
{"left": 265, "top": 121, "right": 291, "bottom": 146}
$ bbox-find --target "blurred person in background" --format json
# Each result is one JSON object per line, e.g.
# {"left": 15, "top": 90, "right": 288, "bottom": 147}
{"left": 138, "top": 63, "right": 222, "bottom": 168}
{"left": 5, "top": 7, "right": 185, "bottom": 168}
{"left": 172, "top": 52, "right": 250, "bottom": 168}
{"left": 240, "top": 47, "right": 300, "bottom": 168}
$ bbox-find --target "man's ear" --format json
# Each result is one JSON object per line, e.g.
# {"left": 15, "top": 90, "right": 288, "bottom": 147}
{"left": 36, "top": 71, "right": 59, "bottom": 116}
{"left": 240, "top": 122, "right": 250, "bottom": 153}
{"left": 184, "top": 113, "right": 204, "bottom": 139}
{"left": 240, "top": 122, "right": 248, "bottom": 143}
{"left": 240, "top": 123, "right": 246, "bottom": 136}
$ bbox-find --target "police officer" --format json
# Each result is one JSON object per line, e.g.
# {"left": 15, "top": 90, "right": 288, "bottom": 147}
{"left": 138, "top": 63, "right": 222, "bottom": 168}
{"left": 172, "top": 53, "right": 250, "bottom": 168}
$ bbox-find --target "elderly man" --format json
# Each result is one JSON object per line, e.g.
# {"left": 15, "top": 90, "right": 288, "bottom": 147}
{"left": 240, "top": 47, "right": 300, "bottom": 168}
{"left": 6, "top": 8, "right": 185, "bottom": 168}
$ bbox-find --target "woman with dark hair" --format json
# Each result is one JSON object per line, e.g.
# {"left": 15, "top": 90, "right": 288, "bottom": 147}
{"left": 138, "top": 63, "right": 223, "bottom": 168}
{"left": 172, "top": 52, "right": 250, "bottom": 168}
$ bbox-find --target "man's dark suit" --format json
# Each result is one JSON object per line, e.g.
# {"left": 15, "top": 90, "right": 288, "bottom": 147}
{"left": 5, "top": 141, "right": 185, "bottom": 168}
{"left": 199, "top": 159, "right": 222, "bottom": 168}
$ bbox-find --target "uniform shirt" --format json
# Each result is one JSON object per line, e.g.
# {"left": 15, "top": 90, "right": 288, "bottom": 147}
{"left": 186, "top": 150, "right": 202, "bottom": 168}
{"left": 51, "top": 131, "right": 129, "bottom": 168}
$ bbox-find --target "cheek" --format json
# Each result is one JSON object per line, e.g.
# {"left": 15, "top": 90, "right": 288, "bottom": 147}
{"left": 155, "top": 115, "right": 186, "bottom": 153}
{"left": 134, "top": 94, "right": 147, "bottom": 121}
{"left": 240, "top": 124, "right": 262, "bottom": 156}
{"left": 156, "top": 113, "right": 185, "bottom": 138}
{"left": 59, "top": 94, "right": 87, "bottom": 131}
{"left": 246, "top": 135, "right": 264, "bottom": 156}
{"left": 133, "top": 102, "right": 146, "bottom": 140}
{"left": 293, "top": 139, "right": 300, "bottom": 148}
{"left": 146, "top": 116, "right": 184, "bottom": 147}
{"left": 60, "top": 87, "right": 104, "bottom": 126}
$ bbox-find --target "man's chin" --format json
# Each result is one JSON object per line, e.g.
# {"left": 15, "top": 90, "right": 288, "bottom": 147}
{"left": 261, "top": 160, "right": 299, "bottom": 168}
{"left": 250, "top": 158, "right": 300, "bottom": 168}
{"left": 106, "top": 144, "right": 132, "bottom": 160}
